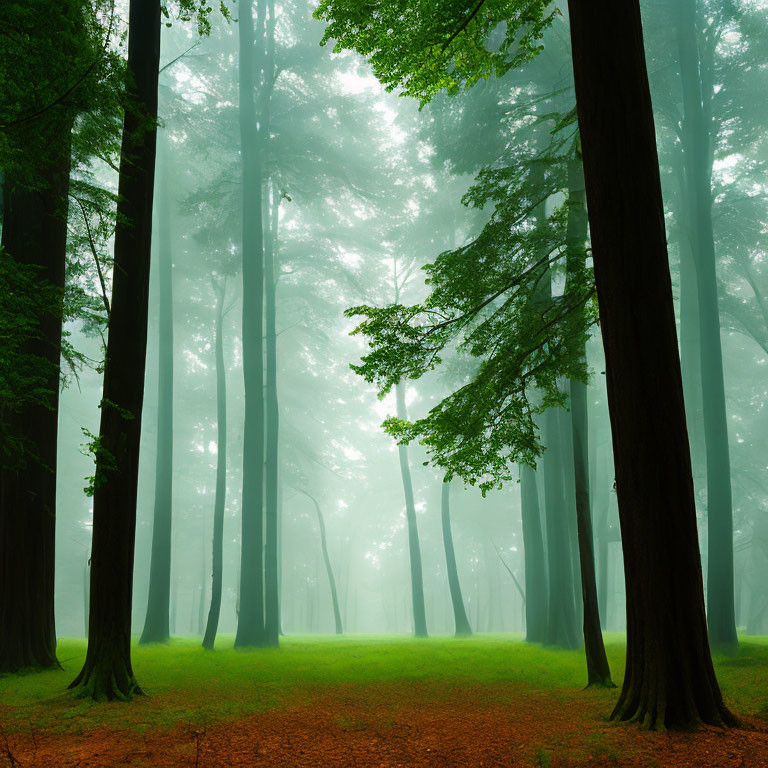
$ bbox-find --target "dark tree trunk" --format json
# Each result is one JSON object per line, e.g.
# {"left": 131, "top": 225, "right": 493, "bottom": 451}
{"left": 441, "top": 482, "right": 472, "bottom": 636}
{"left": 203, "top": 280, "right": 228, "bottom": 650}
{"left": 69, "top": 0, "right": 161, "bottom": 701}
{"left": 235, "top": 0, "right": 267, "bottom": 648}
{"left": 0, "top": 122, "right": 71, "bottom": 673}
{"left": 140, "top": 150, "right": 174, "bottom": 645}
{"left": 264, "top": 182, "right": 280, "bottom": 647}
{"left": 565, "top": 157, "right": 613, "bottom": 687}
{"left": 396, "top": 383, "right": 428, "bottom": 638}
{"left": 542, "top": 407, "right": 580, "bottom": 650}
{"left": 519, "top": 463, "right": 547, "bottom": 643}
{"left": 675, "top": 0, "right": 737, "bottom": 650}
{"left": 567, "top": 0, "right": 734, "bottom": 729}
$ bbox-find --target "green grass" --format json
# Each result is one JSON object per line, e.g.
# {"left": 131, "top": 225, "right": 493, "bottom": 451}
{"left": 2, "top": 633, "right": 767, "bottom": 734}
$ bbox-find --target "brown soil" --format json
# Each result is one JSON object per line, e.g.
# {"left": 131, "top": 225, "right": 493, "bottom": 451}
{"left": 3, "top": 683, "right": 768, "bottom": 767}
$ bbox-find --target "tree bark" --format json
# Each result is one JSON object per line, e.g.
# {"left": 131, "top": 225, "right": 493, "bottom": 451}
{"left": 140, "top": 146, "right": 174, "bottom": 645}
{"left": 519, "top": 464, "right": 547, "bottom": 643}
{"left": 396, "top": 383, "right": 428, "bottom": 637}
{"left": 0, "top": 120, "right": 71, "bottom": 673}
{"left": 441, "top": 482, "right": 472, "bottom": 636}
{"left": 203, "top": 279, "right": 228, "bottom": 650}
{"left": 675, "top": 0, "right": 737, "bottom": 650}
{"left": 69, "top": 0, "right": 161, "bottom": 701}
{"left": 567, "top": 0, "right": 734, "bottom": 728}
{"left": 235, "top": 0, "right": 267, "bottom": 648}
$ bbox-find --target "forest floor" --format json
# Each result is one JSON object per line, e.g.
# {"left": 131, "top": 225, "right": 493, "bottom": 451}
{"left": 1, "top": 635, "right": 768, "bottom": 767}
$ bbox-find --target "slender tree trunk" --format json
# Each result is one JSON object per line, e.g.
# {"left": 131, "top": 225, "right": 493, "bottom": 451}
{"left": 396, "top": 383, "right": 428, "bottom": 637}
{"left": 0, "top": 122, "right": 71, "bottom": 673}
{"left": 565, "top": 157, "right": 613, "bottom": 687}
{"left": 519, "top": 464, "right": 547, "bottom": 642}
{"left": 203, "top": 280, "right": 228, "bottom": 649}
{"left": 300, "top": 491, "right": 342, "bottom": 635}
{"left": 542, "top": 408, "right": 580, "bottom": 650}
{"left": 567, "top": 0, "right": 734, "bottom": 728}
{"left": 441, "top": 482, "right": 472, "bottom": 636}
{"left": 69, "top": 0, "right": 161, "bottom": 700}
{"left": 235, "top": 0, "right": 267, "bottom": 648}
{"left": 675, "top": 0, "right": 737, "bottom": 650}
{"left": 264, "top": 182, "right": 280, "bottom": 646}
{"left": 140, "top": 148, "right": 174, "bottom": 645}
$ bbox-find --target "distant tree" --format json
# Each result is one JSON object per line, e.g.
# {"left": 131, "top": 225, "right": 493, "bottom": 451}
{"left": 441, "top": 481, "right": 472, "bottom": 636}
{"left": 203, "top": 275, "right": 230, "bottom": 649}
{"left": 140, "top": 143, "right": 175, "bottom": 645}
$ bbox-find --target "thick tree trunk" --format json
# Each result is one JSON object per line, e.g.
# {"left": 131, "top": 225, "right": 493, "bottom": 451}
{"left": 264, "top": 183, "right": 280, "bottom": 646}
{"left": 0, "top": 123, "right": 71, "bottom": 673}
{"left": 441, "top": 482, "right": 472, "bottom": 636}
{"left": 203, "top": 280, "right": 228, "bottom": 650}
{"left": 69, "top": 0, "right": 160, "bottom": 701}
{"left": 565, "top": 157, "right": 613, "bottom": 687}
{"left": 396, "top": 383, "right": 428, "bottom": 637}
{"left": 519, "top": 464, "right": 547, "bottom": 643}
{"left": 567, "top": 0, "right": 734, "bottom": 728}
{"left": 235, "top": 0, "right": 267, "bottom": 648}
{"left": 675, "top": 0, "right": 737, "bottom": 650}
{"left": 140, "top": 150, "right": 174, "bottom": 645}
{"left": 542, "top": 407, "right": 580, "bottom": 650}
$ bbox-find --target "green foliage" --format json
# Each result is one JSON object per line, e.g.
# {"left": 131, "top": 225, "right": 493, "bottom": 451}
{"left": 348, "top": 117, "right": 596, "bottom": 492}
{"left": 314, "top": 0, "right": 558, "bottom": 105}
{"left": 79, "top": 425, "right": 117, "bottom": 496}
{"left": 0, "top": 248, "right": 63, "bottom": 467}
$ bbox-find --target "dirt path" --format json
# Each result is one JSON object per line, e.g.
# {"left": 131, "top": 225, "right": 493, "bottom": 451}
{"left": 4, "top": 683, "right": 768, "bottom": 767}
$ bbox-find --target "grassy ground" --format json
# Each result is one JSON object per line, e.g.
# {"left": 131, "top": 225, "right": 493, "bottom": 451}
{"left": 2, "top": 634, "right": 768, "bottom": 766}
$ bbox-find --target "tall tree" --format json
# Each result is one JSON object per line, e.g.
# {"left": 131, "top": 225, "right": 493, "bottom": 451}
{"left": 674, "top": 0, "right": 737, "bottom": 649}
{"left": 202, "top": 276, "right": 228, "bottom": 649}
{"left": 441, "top": 481, "right": 472, "bottom": 636}
{"left": 235, "top": 0, "right": 267, "bottom": 648}
{"left": 140, "top": 145, "right": 175, "bottom": 645}
{"left": 316, "top": 0, "right": 735, "bottom": 728}
{"left": 0, "top": 0, "right": 117, "bottom": 675}
{"left": 0, "top": 119, "right": 72, "bottom": 673}
{"left": 519, "top": 464, "right": 547, "bottom": 643}
{"left": 565, "top": 155, "right": 612, "bottom": 686}
{"left": 264, "top": 178, "right": 280, "bottom": 646}
{"left": 69, "top": 0, "right": 161, "bottom": 700}
{"left": 396, "top": 383, "right": 428, "bottom": 637}
{"left": 568, "top": 0, "right": 734, "bottom": 727}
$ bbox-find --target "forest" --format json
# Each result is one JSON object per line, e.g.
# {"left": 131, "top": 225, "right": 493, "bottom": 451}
{"left": 1, "top": 0, "right": 768, "bottom": 765}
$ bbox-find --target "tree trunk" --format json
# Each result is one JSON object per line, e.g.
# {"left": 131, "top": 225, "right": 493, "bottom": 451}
{"left": 264, "top": 182, "right": 280, "bottom": 646}
{"left": 567, "top": 0, "right": 734, "bottom": 729}
{"left": 519, "top": 464, "right": 547, "bottom": 643}
{"left": 565, "top": 156, "right": 613, "bottom": 687}
{"left": 542, "top": 407, "right": 580, "bottom": 650}
{"left": 203, "top": 280, "right": 228, "bottom": 649}
{"left": 441, "top": 482, "right": 472, "bottom": 636}
{"left": 302, "top": 491, "right": 343, "bottom": 635}
{"left": 675, "top": 0, "right": 737, "bottom": 650}
{"left": 235, "top": 0, "right": 267, "bottom": 648}
{"left": 140, "top": 147, "right": 174, "bottom": 645}
{"left": 69, "top": 0, "right": 161, "bottom": 701}
{"left": 0, "top": 122, "right": 71, "bottom": 672}
{"left": 396, "top": 383, "right": 428, "bottom": 637}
